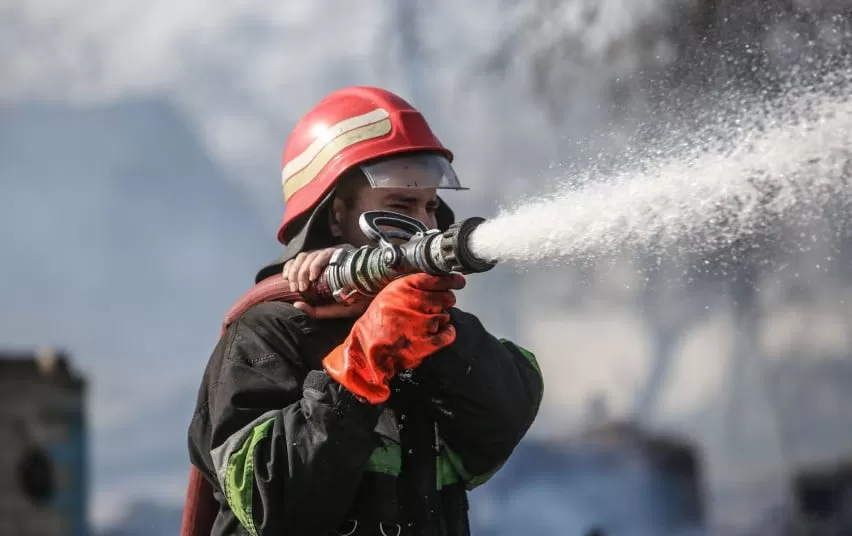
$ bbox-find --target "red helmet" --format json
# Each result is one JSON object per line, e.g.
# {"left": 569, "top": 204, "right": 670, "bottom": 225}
{"left": 277, "top": 86, "right": 460, "bottom": 245}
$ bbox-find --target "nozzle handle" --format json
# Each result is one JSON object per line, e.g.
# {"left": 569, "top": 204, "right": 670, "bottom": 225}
{"left": 359, "top": 210, "right": 431, "bottom": 246}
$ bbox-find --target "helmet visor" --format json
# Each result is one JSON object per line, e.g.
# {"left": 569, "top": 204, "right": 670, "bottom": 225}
{"left": 360, "top": 153, "right": 467, "bottom": 190}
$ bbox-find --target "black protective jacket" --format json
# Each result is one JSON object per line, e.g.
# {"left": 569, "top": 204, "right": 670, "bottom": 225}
{"left": 188, "top": 301, "right": 543, "bottom": 536}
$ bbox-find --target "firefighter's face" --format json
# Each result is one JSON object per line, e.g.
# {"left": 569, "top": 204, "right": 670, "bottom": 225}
{"left": 331, "top": 183, "right": 439, "bottom": 247}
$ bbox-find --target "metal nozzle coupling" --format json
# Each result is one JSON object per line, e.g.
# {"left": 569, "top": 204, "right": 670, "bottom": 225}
{"left": 432, "top": 216, "right": 496, "bottom": 274}
{"left": 321, "top": 210, "right": 496, "bottom": 304}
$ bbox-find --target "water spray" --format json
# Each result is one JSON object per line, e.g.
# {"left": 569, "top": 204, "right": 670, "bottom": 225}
{"left": 466, "top": 80, "right": 852, "bottom": 270}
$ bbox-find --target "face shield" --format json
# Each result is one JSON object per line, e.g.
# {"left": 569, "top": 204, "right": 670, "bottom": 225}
{"left": 360, "top": 153, "right": 468, "bottom": 191}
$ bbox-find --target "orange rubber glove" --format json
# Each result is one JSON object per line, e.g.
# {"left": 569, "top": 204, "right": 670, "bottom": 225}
{"left": 322, "top": 273, "right": 466, "bottom": 404}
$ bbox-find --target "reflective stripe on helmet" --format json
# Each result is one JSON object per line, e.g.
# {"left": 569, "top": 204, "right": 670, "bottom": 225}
{"left": 275, "top": 86, "right": 455, "bottom": 245}
{"left": 281, "top": 108, "right": 392, "bottom": 200}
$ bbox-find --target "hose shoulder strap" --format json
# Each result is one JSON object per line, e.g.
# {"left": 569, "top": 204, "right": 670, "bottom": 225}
{"left": 181, "top": 275, "right": 300, "bottom": 536}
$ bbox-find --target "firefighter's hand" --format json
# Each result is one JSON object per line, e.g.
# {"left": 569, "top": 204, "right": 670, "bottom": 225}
{"left": 322, "top": 273, "right": 466, "bottom": 404}
{"left": 283, "top": 245, "right": 354, "bottom": 292}
{"left": 282, "top": 245, "right": 369, "bottom": 319}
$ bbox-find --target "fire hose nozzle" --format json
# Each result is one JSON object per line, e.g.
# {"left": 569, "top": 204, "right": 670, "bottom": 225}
{"left": 318, "top": 210, "right": 496, "bottom": 304}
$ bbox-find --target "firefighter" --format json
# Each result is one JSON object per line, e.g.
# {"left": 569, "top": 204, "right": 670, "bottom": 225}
{"left": 187, "top": 86, "right": 544, "bottom": 536}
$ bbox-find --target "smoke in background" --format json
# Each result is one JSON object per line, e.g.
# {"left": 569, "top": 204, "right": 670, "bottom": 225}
{"left": 1, "top": 1, "right": 520, "bottom": 216}
{"left": 0, "top": 0, "right": 731, "bottom": 213}
{"left": 7, "top": 0, "right": 852, "bottom": 194}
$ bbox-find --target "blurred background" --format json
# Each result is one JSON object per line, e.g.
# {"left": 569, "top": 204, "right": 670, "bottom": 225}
{"left": 2, "top": 1, "right": 852, "bottom": 535}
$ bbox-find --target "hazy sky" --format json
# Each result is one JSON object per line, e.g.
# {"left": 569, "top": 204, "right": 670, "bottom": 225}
{"left": 1, "top": 0, "right": 684, "bottom": 213}
{"left": 2, "top": 2, "right": 518, "bottom": 211}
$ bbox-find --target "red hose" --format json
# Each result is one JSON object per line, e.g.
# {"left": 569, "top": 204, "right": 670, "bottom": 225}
{"left": 179, "top": 468, "right": 217, "bottom": 536}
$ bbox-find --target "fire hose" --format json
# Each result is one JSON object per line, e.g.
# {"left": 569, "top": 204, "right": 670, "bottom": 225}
{"left": 180, "top": 210, "right": 496, "bottom": 536}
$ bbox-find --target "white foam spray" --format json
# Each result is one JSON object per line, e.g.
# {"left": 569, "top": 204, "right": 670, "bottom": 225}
{"left": 469, "top": 71, "right": 852, "bottom": 268}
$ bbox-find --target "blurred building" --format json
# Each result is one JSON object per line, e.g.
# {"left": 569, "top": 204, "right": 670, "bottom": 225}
{"left": 580, "top": 420, "right": 706, "bottom": 527}
{"left": 470, "top": 419, "right": 706, "bottom": 536}
{"left": 791, "top": 458, "right": 852, "bottom": 536}
{"left": 0, "top": 349, "right": 89, "bottom": 536}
